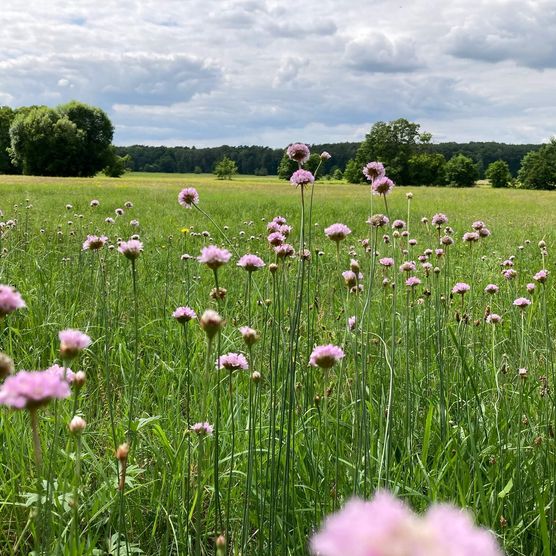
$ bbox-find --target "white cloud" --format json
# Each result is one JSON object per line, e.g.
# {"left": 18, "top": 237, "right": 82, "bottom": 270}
{"left": 1, "top": 0, "right": 555, "bottom": 146}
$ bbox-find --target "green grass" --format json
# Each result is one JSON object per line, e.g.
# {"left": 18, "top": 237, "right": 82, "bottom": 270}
{"left": 0, "top": 172, "right": 555, "bottom": 555}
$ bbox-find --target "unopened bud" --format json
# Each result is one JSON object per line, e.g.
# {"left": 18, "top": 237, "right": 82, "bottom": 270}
{"left": 69, "top": 415, "right": 87, "bottom": 434}
{"left": 200, "top": 310, "right": 224, "bottom": 339}
{"left": 0, "top": 352, "right": 14, "bottom": 379}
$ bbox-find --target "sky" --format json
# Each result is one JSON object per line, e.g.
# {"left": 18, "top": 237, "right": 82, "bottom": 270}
{"left": 1, "top": 0, "right": 555, "bottom": 147}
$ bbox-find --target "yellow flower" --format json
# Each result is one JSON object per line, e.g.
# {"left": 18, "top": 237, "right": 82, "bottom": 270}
{"left": 180, "top": 227, "right": 190, "bottom": 235}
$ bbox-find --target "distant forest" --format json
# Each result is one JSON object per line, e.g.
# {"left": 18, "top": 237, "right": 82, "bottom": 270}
{"left": 116, "top": 142, "right": 541, "bottom": 178}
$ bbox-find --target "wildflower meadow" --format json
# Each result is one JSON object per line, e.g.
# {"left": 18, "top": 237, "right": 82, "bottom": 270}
{"left": 0, "top": 149, "right": 555, "bottom": 555}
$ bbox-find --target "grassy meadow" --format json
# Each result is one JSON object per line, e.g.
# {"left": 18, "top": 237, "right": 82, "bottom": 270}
{"left": 1, "top": 172, "right": 556, "bottom": 555}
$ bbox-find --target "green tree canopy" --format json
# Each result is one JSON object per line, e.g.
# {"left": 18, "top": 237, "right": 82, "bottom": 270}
{"left": 408, "top": 152, "right": 447, "bottom": 186}
{"left": 444, "top": 154, "right": 478, "bottom": 187}
{"left": 214, "top": 156, "right": 238, "bottom": 179}
{"left": 346, "top": 118, "right": 429, "bottom": 184}
{"left": 485, "top": 160, "right": 512, "bottom": 188}
{"left": 517, "top": 139, "right": 556, "bottom": 190}
{"left": 8, "top": 101, "right": 113, "bottom": 177}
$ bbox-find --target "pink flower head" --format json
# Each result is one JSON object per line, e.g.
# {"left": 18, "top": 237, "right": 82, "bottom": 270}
{"left": 379, "top": 257, "right": 395, "bottom": 268}
{"left": 191, "top": 422, "right": 213, "bottom": 436}
{"left": 82, "top": 235, "right": 108, "bottom": 251}
{"left": 46, "top": 363, "right": 75, "bottom": 384}
{"left": 513, "top": 297, "right": 531, "bottom": 309}
{"left": 173, "top": 306, "right": 197, "bottom": 323}
{"left": 118, "top": 239, "right": 143, "bottom": 260}
{"left": 463, "top": 232, "right": 480, "bottom": 243}
{"left": 198, "top": 245, "right": 232, "bottom": 269}
{"left": 0, "top": 369, "right": 71, "bottom": 409}
{"left": 367, "top": 214, "right": 390, "bottom": 228}
{"left": 279, "top": 224, "right": 292, "bottom": 237}
{"left": 178, "top": 187, "right": 199, "bottom": 208}
{"left": 472, "top": 220, "right": 485, "bottom": 230}
{"left": 239, "top": 326, "right": 259, "bottom": 346}
{"left": 217, "top": 352, "right": 249, "bottom": 371}
{"left": 479, "top": 228, "right": 491, "bottom": 238}
{"left": 59, "top": 329, "right": 91, "bottom": 359}
{"left": 267, "top": 221, "right": 281, "bottom": 233}
{"left": 90, "top": 199, "right": 100, "bottom": 207}
{"left": 290, "top": 169, "right": 314, "bottom": 188}
{"left": 237, "top": 254, "right": 265, "bottom": 272}
{"left": 286, "top": 143, "right": 310, "bottom": 164}
{"left": 115, "top": 208, "right": 124, "bottom": 216}
{"left": 399, "top": 261, "right": 416, "bottom": 273}
{"left": 267, "top": 232, "right": 286, "bottom": 246}
{"left": 534, "top": 269, "right": 549, "bottom": 283}
{"left": 485, "top": 284, "right": 499, "bottom": 294}
{"left": 310, "top": 490, "right": 503, "bottom": 556}
{"left": 503, "top": 269, "right": 517, "bottom": 280}
{"left": 0, "top": 285, "right": 26, "bottom": 317}
{"left": 130, "top": 219, "right": 139, "bottom": 227}
{"left": 348, "top": 316, "right": 356, "bottom": 332}
{"left": 275, "top": 243, "right": 295, "bottom": 258}
{"left": 310, "top": 491, "right": 414, "bottom": 556}
{"left": 392, "top": 219, "right": 406, "bottom": 230}
{"left": 431, "top": 213, "right": 448, "bottom": 227}
{"left": 486, "top": 313, "right": 502, "bottom": 324}
{"left": 405, "top": 276, "right": 421, "bottom": 287}
{"left": 309, "top": 344, "right": 345, "bottom": 369}
{"left": 362, "top": 161, "right": 386, "bottom": 182}
{"left": 441, "top": 235, "right": 454, "bottom": 246}
{"left": 452, "top": 282, "right": 470, "bottom": 295}
{"left": 342, "top": 271, "right": 358, "bottom": 287}
{"left": 324, "top": 223, "right": 352, "bottom": 243}
{"left": 320, "top": 151, "right": 332, "bottom": 160}
{"left": 371, "top": 176, "right": 395, "bottom": 196}
{"left": 272, "top": 216, "right": 287, "bottom": 225}
{"left": 526, "top": 282, "right": 536, "bottom": 293}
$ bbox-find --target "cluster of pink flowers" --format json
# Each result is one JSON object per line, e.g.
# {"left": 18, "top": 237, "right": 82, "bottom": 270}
{"left": 0, "top": 285, "right": 26, "bottom": 317}
{"left": 217, "top": 352, "right": 249, "bottom": 371}
{"left": 324, "top": 223, "right": 352, "bottom": 243}
{"left": 310, "top": 490, "right": 503, "bottom": 556}
{"left": 452, "top": 282, "right": 471, "bottom": 295}
{"left": 0, "top": 369, "right": 71, "bottom": 409}
{"left": 431, "top": 213, "right": 448, "bottom": 228}
{"left": 198, "top": 246, "right": 232, "bottom": 269}
{"left": 178, "top": 187, "right": 200, "bottom": 208}
{"left": 287, "top": 143, "right": 310, "bottom": 164}
{"left": 309, "top": 344, "right": 345, "bottom": 369}
{"left": 362, "top": 161, "right": 385, "bottom": 182}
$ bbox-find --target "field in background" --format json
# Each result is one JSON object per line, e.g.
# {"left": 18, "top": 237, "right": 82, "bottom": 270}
{"left": 1, "top": 172, "right": 556, "bottom": 555}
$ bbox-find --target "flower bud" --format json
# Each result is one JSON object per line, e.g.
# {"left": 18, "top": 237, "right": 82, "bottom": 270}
{"left": 0, "top": 352, "right": 14, "bottom": 379}
{"left": 200, "top": 310, "right": 224, "bottom": 339}
{"left": 69, "top": 415, "right": 87, "bottom": 434}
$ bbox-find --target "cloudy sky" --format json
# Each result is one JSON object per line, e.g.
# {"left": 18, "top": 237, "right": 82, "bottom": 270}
{"left": 1, "top": 0, "right": 555, "bottom": 147}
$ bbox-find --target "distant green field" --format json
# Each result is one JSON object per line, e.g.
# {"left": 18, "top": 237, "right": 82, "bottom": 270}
{"left": 1, "top": 172, "right": 555, "bottom": 555}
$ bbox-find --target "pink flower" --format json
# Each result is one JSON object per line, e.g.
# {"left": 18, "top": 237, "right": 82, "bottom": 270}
{"left": 371, "top": 176, "right": 395, "bottom": 196}
{"left": 452, "top": 282, "right": 470, "bottom": 295}
{"left": 367, "top": 214, "right": 389, "bottom": 228}
{"left": 379, "top": 257, "right": 395, "bottom": 267}
{"left": 217, "top": 352, "right": 249, "bottom": 371}
{"left": 431, "top": 213, "right": 448, "bottom": 227}
{"left": 503, "top": 269, "right": 516, "bottom": 280}
{"left": 526, "top": 282, "right": 536, "bottom": 293}
{"left": 272, "top": 216, "right": 288, "bottom": 225}
{"left": 237, "top": 254, "right": 265, "bottom": 271}
{"left": 310, "top": 491, "right": 503, "bottom": 556}
{"left": 533, "top": 269, "right": 549, "bottom": 283}
{"left": 275, "top": 244, "right": 295, "bottom": 258}
{"left": 90, "top": 199, "right": 100, "bottom": 207}
{"left": 172, "top": 306, "right": 197, "bottom": 323}
{"left": 59, "top": 329, "right": 91, "bottom": 359}
{"left": 82, "top": 235, "right": 108, "bottom": 251}
{"left": 287, "top": 143, "right": 310, "bottom": 164}
{"left": 486, "top": 313, "right": 502, "bottom": 324}
{"left": 0, "top": 285, "right": 26, "bottom": 317}
{"left": 324, "top": 223, "right": 352, "bottom": 243}
{"left": 118, "top": 239, "right": 143, "bottom": 260}
{"left": 46, "top": 363, "right": 75, "bottom": 384}
{"left": 0, "top": 369, "right": 71, "bottom": 409}
{"left": 399, "top": 261, "right": 416, "bottom": 273}
{"left": 320, "top": 151, "right": 332, "bottom": 160}
{"left": 348, "top": 316, "right": 356, "bottom": 332}
{"left": 472, "top": 220, "right": 485, "bottom": 230}
{"left": 239, "top": 326, "right": 259, "bottom": 346}
{"left": 267, "top": 232, "right": 286, "bottom": 246}
{"left": 198, "top": 246, "right": 232, "bottom": 269}
{"left": 513, "top": 297, "right": 531, "bottom": 309}
{"left": 290, "top": 169, "right": 314, "bottom": 188}
{"left": 463, "top": 232, "right": 480, "bottom": 243}
{"left": 405, "top": 276, "right": 421, "bottom": 287}
{"left": 362, "top": 161, "right": 385, "bottom": 182}
{"left": 485, "top": 284, "right": 499, "bottom": 294}
{"left": 309, "top": 344, "right": 345, "bottom": 369}
{"left": 479, "top": 228, "right": 491, "bottom": 238}
{"left": 191, "top": 422, "right": 213, "bottom": 436}
{"left": 115, "top": 208, "right": 124, "bottom": 216}
{"left": 392, "top": 219, "right": 406, "bottom": 229}
{"left": 178, "top": 187, "right": 199, "bottom": 208}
